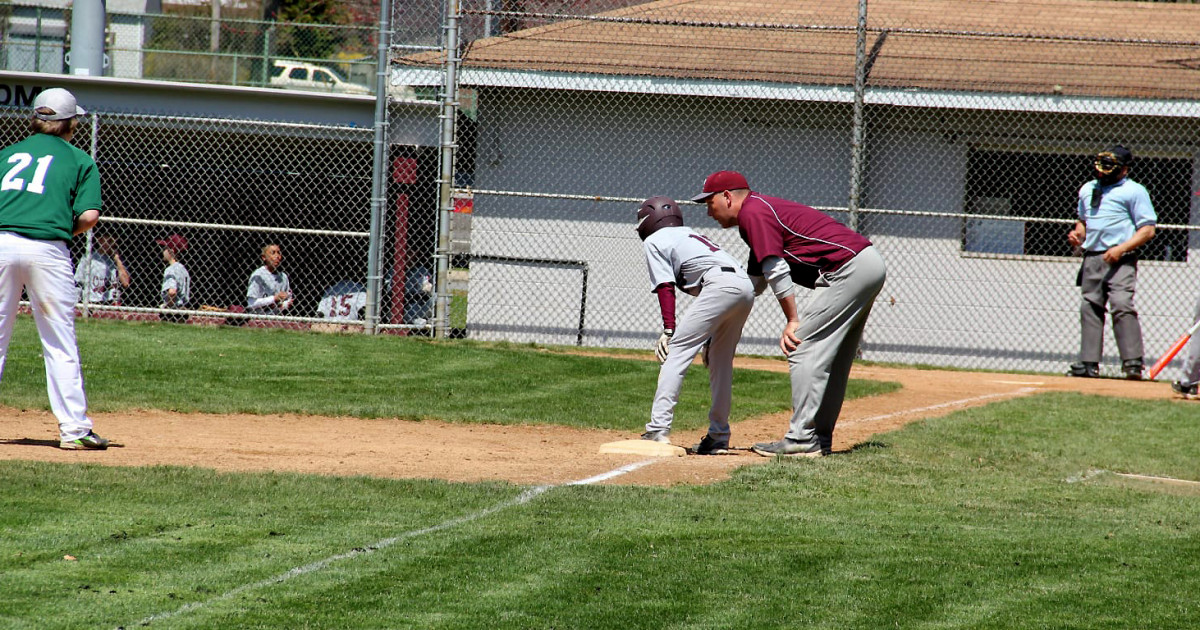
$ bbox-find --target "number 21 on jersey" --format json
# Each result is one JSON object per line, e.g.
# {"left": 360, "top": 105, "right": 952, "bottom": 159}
{"left": 2, "top": 153, "right": 54, "bottom": 195}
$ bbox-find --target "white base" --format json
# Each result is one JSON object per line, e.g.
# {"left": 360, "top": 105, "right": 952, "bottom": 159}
{"left": 598, "top": 439, "right": 685, "bottom": 457}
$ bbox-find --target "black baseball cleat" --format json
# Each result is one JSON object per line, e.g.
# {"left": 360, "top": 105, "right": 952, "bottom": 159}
{"left": 691, "top": 434, "right": 730, "bottom": 455}
{"left": 1067, "top": 362, "right": 1100, "bottom": 378}
{"left": 1172, "top": 381, "right": 1198, "bottom": 397}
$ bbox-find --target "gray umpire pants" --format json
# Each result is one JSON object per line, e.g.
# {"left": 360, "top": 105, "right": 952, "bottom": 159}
{"left": 647, "top": 267, "right": 755, "bottom": 440}
{"left": 785, "top": 246, "right": 886, "bottom": 450}
{"left": 1078, "top": 253, "right": 1143, "bottom": 363}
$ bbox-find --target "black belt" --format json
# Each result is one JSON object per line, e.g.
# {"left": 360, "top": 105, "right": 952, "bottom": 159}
{"left": 1083, "top": 250, "right": 1138, "bottom": 260}
{"left": 700, "top": 266, "right": 738, "bottom": 288}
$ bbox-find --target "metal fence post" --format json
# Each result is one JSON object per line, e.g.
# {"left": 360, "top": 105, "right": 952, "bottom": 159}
{"left": 847, "top": 0, "right": 868, "bottom": 232}
{"left": 34, "top": 7, "right": 43, "bottom": 72}
{"left": 261, "top": 25, "right": 273, "bottom": 87}
{"left": 434, "top": 0, "right": 461, "bottom": 339}
{"left": 80, "top": 114, "right": 101, "bottom": 317}
{"left": 364, "top": 0, "right": 394, "bottom": 335}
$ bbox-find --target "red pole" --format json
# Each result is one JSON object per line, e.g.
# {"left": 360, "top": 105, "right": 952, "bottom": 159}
{"left": 389, "top": 156, "right": 418, "bottom": 326}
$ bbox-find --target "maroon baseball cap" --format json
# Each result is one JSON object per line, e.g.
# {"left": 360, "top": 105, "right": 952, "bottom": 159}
{"left": 690, "top": 170, "right": 750, "bottom": 202}
{"left": 156, "top": 233, "right": 188, "bottom": 252}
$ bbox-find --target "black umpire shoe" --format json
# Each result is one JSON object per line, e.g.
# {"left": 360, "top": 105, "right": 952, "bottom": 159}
{"left": 1068, "top": 362, "right": 1100, "bottom": 378}
{"left": 1122, "top": 359, "right": 1144, "bottom": 381}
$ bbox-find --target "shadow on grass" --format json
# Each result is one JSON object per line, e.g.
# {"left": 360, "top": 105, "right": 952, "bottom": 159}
{"left": 843, "top": 439, "right": 890, "bottom": 454}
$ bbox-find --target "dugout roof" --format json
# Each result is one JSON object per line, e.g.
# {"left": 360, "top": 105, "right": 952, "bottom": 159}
{"left": 402, "top": 0, "right": 1200, "bottom": 102}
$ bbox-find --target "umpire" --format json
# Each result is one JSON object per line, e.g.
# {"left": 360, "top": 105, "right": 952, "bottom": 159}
{"left": 1067, "top": 145, "right": 1156, "bottom": 380}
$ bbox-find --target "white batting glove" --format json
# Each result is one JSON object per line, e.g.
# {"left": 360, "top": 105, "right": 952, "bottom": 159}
{"left": 655, "top": 329, "right": 673, "bottom": 363}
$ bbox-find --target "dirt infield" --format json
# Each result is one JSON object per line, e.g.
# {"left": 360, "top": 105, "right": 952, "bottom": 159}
{"left": 0, "top": 360, "right": 1176, "bottom": 486}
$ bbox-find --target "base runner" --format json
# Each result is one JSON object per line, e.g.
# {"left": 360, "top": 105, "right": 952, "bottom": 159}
{"left": 636, "top": 196, "right": 755, "bottom": 455}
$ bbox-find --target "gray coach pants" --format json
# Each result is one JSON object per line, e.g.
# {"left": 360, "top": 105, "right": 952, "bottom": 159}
{"left": 1078, "top": 253, "right": 1142, "bottom": 363}
{"left": 785, "top": 246, "right": 886, "bottom": 450}
{"left": 647, "top": 267, "right": 755, "bottom": 440}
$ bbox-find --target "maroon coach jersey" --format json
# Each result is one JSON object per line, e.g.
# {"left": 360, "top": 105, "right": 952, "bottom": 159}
{"left": 738, "top": 193, "right": 872, "bottom": 289}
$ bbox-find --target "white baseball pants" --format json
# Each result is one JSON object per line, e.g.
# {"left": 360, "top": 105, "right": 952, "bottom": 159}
{"left": 646, "top": 267, "right": 755, "bottom": 440}
{"left": 0, "top": 232, "right": 93, "bottom": 441}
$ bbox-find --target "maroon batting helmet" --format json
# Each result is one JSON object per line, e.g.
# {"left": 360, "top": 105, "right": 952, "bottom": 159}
{"left": 636, "top": 196, "right": 684, "bottom": 241}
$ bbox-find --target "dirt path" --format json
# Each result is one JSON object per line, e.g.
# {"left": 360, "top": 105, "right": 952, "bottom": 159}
{"left": 0, "top": 361, "right": 1174, "bottom": 486}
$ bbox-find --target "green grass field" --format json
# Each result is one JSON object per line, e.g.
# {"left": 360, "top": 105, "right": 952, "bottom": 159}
{"left": 1, "top": 318, "right": 1199, "bottom": 629}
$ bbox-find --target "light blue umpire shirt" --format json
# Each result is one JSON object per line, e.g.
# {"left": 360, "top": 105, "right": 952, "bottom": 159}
{"left": 1076, "top": 177, "right": 1157, "bottom": 252}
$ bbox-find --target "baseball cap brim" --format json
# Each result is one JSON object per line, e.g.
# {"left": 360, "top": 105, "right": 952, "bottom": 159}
{"left": 690, "top": 191, "right": 717, "bottom": 203}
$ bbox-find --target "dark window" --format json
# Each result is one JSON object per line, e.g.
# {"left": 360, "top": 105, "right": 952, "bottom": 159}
{"left": 288, "top": 68, "right": 307, "bottom": 80}
{"left": 964, "top": 149, "right": 1190, "bottom": 261}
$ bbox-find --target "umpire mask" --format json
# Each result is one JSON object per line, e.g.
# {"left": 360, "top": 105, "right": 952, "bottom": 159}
{"left": 636, "top": 196, "right": 684, "bottom": 241}
{"left": 1093, "top": 147, "right": 1131, "bottom": 187}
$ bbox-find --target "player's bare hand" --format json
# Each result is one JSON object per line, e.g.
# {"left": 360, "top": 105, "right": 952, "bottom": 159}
{"left": 1102, "top": 246, "right": 1124, "bottom": 264}
{"left": 1067, "top": 229, "right": 1083, "bottom": 248}
{"left": 779, "top": 321, "right": 802, "bottom": 355}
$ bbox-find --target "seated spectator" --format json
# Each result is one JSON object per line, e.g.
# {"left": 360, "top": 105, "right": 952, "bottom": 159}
{"left": 247, "top": 243, "right": 293, "bottom": 314}
{"left": 157, "top": 233, "right": 190, "bottom": 323}
{"left": 75, "top": 233, "right": 130, "bottom": 305}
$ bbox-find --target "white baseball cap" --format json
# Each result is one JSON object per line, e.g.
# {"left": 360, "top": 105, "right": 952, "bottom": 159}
{"left": 32, "top": 88, "right": 86, "bottom": 121}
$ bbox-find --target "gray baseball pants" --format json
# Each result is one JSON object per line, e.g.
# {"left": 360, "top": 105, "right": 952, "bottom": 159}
{"left": 1079, "top": 254, "right": 1142, "bottom": 363}
{"left": 785, "top": 246, "right": 886, "bottom": 450}
{"left": 646, "top": 267, "right": 755, "bottom": 440}
{"left": 1177, "top": 290, "right": 1200, "bottom": 387}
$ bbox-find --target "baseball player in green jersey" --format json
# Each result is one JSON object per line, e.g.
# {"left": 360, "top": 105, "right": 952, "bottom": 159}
{"left": 0, "top": 88, "right": 108, "bottom": 450}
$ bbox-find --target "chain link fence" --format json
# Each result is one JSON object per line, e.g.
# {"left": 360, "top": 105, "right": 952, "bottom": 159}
{"left": 4, "top": 0, "right": 1200, "bottom": 376}
{"left": 2, "top": 6, "right": 378, "bottom": 92}
{"left": 415, "top": 0, "right": 1200, "bottom": 375}
{"left": 0, "top": 101, "right": 439, "bottom": 332}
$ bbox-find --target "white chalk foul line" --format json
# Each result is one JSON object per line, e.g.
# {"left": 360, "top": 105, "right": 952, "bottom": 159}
{"left": 1067, "top": 469, "right": 1200, "bottom": 487}
{"left": 121, "top": 458, "right": 661, "bottom": 629}
{"left": 845, "top": 387, "right": 1040, "bottom": 426}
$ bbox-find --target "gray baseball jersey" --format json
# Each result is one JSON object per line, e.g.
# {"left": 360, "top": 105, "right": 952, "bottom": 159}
{"left": 247, "top": 266, "right": 292, "bottom": 313}
{"left": 643, "top": 226, "right": 755, "bottom": 442}
{"left": 75, "top": 251, "right": 121, "bottom": 304}
{"left": 160, "top": 261, "right": 190, "bottom": 308}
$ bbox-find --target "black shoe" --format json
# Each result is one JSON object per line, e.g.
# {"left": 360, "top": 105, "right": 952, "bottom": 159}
{"left": 692, "top": 434, "right": 730, "bottom": 455}
{"left": 1172, "top": 381, "right": 1198, "bottom": 397}
{"left": 1068, "top": 362, "right": 1100, "bottom": 378}
{"left": 1122, "top": 359, "right": 1144, "bottom": 381}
